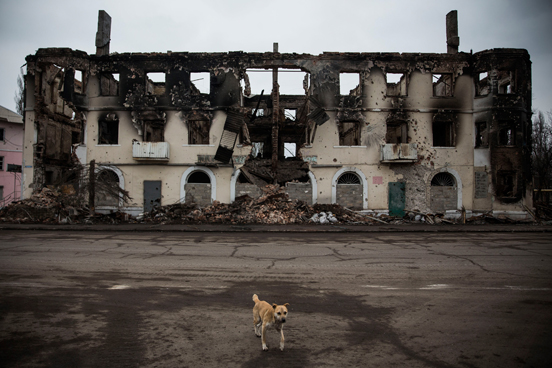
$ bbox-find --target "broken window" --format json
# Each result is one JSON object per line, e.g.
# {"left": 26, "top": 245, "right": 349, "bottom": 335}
{"left": 190, "top": 72, "right": 210, "bottom": 94}
{"left": 74, "top": 70, "right": 84, "bottom": 93}
{"left": 476, "top": 72, "right": 489, "bottom": 96}
{"left": 100, "top": 72, "right": 119, "bottom": 96}
{"left": 96, "top": 169, "right": 120, "bottom": 207}
{"left": 496, "top": 171, "right": 516, "bottom": 197}
{"left": 284, "top": 109, "right": 297, "bottom": 121}
{"left": 98, "top": 113, "right": 119, "bottom": 145}
{"left": 340, "top": 73, "right": 361, "bottom": 96}
{"left": 386, "top": 73, "right": 407, "bottom": 96}
{"left": 338, "top": 121, "right": 361, "bottom": 146}
{"left": 278, "top": 70, "right": 309, "bottom": 95}
{"left": 433, "top": 73, "right": 453, "bottom": 97}
{"left": 251, "top": 142, "right": 264, "bottom": 158}
{"left": 188, "top": 171, "right": 211, "bottom": 184}
{"left": 432, "top": 121, "right": 455, "bottom": 147}
{"left": 146, "top": 72, "right": 166, "bottom": 95}
{"left": 188, "top": 119, "right": 210, "bottom": 145}
{"left": 498, "top": 71, "right": 514, "bottom": 94}
{"left": 498, "top": 125, "right": 516, "bottom": 146}
{"left": 284, "top": 143, "right": 296, "bottom": 158}
{"left": 475, "top": 121, "right": 488, "bottom": 148}
{"left": 386, "top": 121, "right": 408, "bottom": 143}
{"left": 245, "top": 69, "right": 272, "bottom": 96}
{"left": 0, "top": 156, "right": 3, "bottom": 170}
{"left": 144, "top": 122, "right": 164, "bottom": 142}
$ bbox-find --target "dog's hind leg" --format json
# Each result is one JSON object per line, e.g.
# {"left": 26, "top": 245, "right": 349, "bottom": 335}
{"left": 253, "top": 313, "right": 261, "bottom": 336}
{"left": 261, "top": 323, "right": 269, "bottom": 351}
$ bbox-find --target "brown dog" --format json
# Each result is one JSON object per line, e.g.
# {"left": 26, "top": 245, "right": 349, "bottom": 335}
{"left": 252, "top": 294, "right": 290, "bottom": 351}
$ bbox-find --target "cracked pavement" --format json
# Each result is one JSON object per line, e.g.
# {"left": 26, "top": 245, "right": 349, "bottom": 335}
{"left": 0, "top": 230, "right": 551, "bottom": 367}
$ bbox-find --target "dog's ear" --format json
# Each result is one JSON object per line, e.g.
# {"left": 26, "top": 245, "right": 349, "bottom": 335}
{"left": 284, "top": 303, "right": 290, "bottom": 307}
{"left": 272, "top": 304, "right": 277, "bottom": 309}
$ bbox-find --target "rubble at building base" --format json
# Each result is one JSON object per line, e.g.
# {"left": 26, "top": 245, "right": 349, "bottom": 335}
{"left": 1, "top": 185, "right": 547, "bottom": 226}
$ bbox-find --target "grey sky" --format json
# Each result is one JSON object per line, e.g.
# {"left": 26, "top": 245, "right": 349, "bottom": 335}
{"left": 1, "top": 0, "right": 550, "bottom": 113}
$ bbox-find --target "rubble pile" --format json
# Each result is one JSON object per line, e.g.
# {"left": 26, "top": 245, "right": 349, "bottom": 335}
{"left": 139, "top": 185, "right": 368, "bottom": 225}
{"left": 0, "top": 188, "right": 88, "bottom": 224}
{"left": 0, "top": 185, "right": 545, "bottom": 226}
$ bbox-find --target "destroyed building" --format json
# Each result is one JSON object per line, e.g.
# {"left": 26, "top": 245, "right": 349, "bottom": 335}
{"left": 21, "top": 10, "right": 533, "bottom": 219}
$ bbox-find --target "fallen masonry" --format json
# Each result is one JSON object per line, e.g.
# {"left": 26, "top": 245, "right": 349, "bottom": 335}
{"left": 0, "top": 185, "right": 544, "bottom": 226}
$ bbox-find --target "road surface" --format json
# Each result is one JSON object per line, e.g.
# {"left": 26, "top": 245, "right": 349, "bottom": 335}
{"left": 0, "top": 230, "right": 551, "bottom": 367}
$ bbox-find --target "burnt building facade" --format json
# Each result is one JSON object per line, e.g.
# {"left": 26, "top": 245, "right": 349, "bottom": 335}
{"left": 22, "top": 10, "right": 532, "bottom": 218}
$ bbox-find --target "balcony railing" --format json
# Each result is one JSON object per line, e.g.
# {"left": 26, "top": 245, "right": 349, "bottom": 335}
{"left": 380, "top": 143, "right": 418, "bottom": 163}
{"left": 132, "top": 141, "right": 170, "bottom": 161}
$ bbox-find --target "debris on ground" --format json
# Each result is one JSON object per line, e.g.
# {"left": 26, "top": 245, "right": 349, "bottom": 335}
{"left": 0, "top": 185, "right": 544, "bottom": 226}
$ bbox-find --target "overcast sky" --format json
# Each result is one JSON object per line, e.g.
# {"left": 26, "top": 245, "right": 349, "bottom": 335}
{"left": 1, "top": 0, "right": 551, "bottom": 114}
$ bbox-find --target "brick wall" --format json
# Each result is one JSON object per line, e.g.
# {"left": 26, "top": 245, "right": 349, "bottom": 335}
{"left": 285, "top": 182, "right": 312, "bottom": 204}
{"left": 430, "top": 186, "right": 457, "bottom": 213}
{"left": 336, "top": 184, "right": 363, "bottom": 209}
{"left": 185, "top": 183, "right": 212, "bottom": 207}
{"left": 235, "top": 183, "right": 262, "bottom": 199}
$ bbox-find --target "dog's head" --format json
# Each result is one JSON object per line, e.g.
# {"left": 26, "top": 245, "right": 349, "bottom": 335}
{"left": 272, "top": 303, "right": 290, "bottom": 323}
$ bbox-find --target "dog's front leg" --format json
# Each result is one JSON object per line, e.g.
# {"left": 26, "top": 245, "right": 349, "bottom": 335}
{"left": 261, "top": 323, "right": 269, "bottom": 351}
{"left": 278, "top": 326, "right": 285, "bottom": 351}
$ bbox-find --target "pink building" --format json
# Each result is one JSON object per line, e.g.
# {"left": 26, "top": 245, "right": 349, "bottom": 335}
{"left": 0, "top": 105, "right": 23, "bottom": 206}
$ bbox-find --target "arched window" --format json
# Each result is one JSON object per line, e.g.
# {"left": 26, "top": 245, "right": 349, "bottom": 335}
{"left": 96, "top": 169, "right": 120, "bottom": 207}
{"left": 188, "top": 171, "right": 211, "bottom": 183}
{"left": 431, "top": 173, "right": 455, "bottom": 186}
{"left": 338, "top": 172, "right": 361, "bottom": 184}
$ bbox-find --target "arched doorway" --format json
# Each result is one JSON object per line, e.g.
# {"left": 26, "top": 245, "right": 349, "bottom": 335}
{"left": 430, "top": 172, "right": 458, "bottom": 213}
{"left": 181, "top": 167, "right": 215, "bottom": 208}
{"left": 336, "top": 171, "right": 363, "bottom": 209}
{"left": 95, "top": 169, "right": 120, "bottom": 207}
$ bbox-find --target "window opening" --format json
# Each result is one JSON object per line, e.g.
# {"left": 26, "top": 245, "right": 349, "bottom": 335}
{"left": 433, "top": 73, "right": 453, "bottom": 97}
{"left": 146, "top": 72, "right": 166, "bottom": 95}
{"left": 339, "top": 121, "right": 361, "bottom": 146}
{"left": 284, "top": 143, "right": 296, "bottom": 158}
{"left": 284, "top": 109, "right": 296, "bottom": 121}
{"left": 0, "top": 128, "right": 4, "bottom": 141}
{"left": 98, "top": 113, "right": 119, "bottom": 145}
{"left": 498, "top": 126, "right": 515, "bottom": 146}
{"left": 190, "top": 72, "right": 210, "bottom": 94}
{"left": 340, "top": 73, "right": 360, "bottom": 96}
{"left": 100, "top": 72, "right": 119, "bottom": 96}
{"left": 74, "top": 70, "right": 84, "bottom": 93}
{"left": 431, "top": 173, "right": 455, "bottom": 186}
{"left": 188, "top": 171, "right": 211, "bottom": 184}
{"left": 245, "top": 69, "right": 272, "bottom": 95}
{"left": 253, "top": 108, "right": 264, "bottom": 117}
{"left": 475, "top": 121, "right": 488, "bottom": 148}
{"left": 188, "top": 119, "right": 210, "bottom": 145}
{"left": 0, "top": 156, "right": 3, "bottom": 170}
{"left": 498, "top": 71, "right": 514, "bottom": 94}
{"left": 338, "top": 172, "right": 361, "bottom": 185}
{"left": 476, "top": 72, "right": 489, "bottom": 96}
{"left": 251, "top": 142, "right": 264, "bottom": 158}
{"left": 144, "top": 121, "right": 164, "bottom": 142}
{"left": 432, "top": 121, "right": 454, "bottom": 147}
{"left": 386, "top": 73, "right": 407, "bottom": 96}
{"left": 386, "top": 121, "right": 408, "bottom": 144}
{"left": 278, "top": 70, "right": 309, "bottom": 95}
{"left": 496, "top": 171, "right": 516, "bottom": 197}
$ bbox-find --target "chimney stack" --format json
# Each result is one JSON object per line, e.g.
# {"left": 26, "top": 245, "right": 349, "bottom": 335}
{"left": 446, "top": 10, "right": 459, "bottom": 54}
{"left": 95, "top": 10, "right": 111, "bottom": 56}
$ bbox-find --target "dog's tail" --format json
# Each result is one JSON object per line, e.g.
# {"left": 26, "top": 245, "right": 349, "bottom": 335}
{"left": 252, "top": 294, "right": 259, "bottom": 304}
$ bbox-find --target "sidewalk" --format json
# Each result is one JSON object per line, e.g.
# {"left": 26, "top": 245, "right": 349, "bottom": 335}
{"left": 1, "top": 222, "right": 551, "bottom": 233}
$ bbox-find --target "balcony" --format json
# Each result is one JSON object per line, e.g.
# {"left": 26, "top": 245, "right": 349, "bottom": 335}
{"left": 380, "top": 143, "right": 418, "bottom": 163}
{"left": 132, "top": 141, "right": 170, "bottom": 161}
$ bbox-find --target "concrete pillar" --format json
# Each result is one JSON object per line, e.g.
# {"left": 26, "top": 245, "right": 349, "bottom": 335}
{"left": 95, "top": 10, "right": 111, "bottom": 56}
{"left": 446, "top": 10, "right": 460, "bottom": 54}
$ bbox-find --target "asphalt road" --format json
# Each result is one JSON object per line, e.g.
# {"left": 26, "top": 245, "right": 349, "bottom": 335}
{"left": 0, "top": 230, "right": 551, "bottom": 367}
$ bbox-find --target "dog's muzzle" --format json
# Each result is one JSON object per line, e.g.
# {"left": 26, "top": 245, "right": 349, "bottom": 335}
{"left": 281, "top": 318, "right": 286, "bottom": 323}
